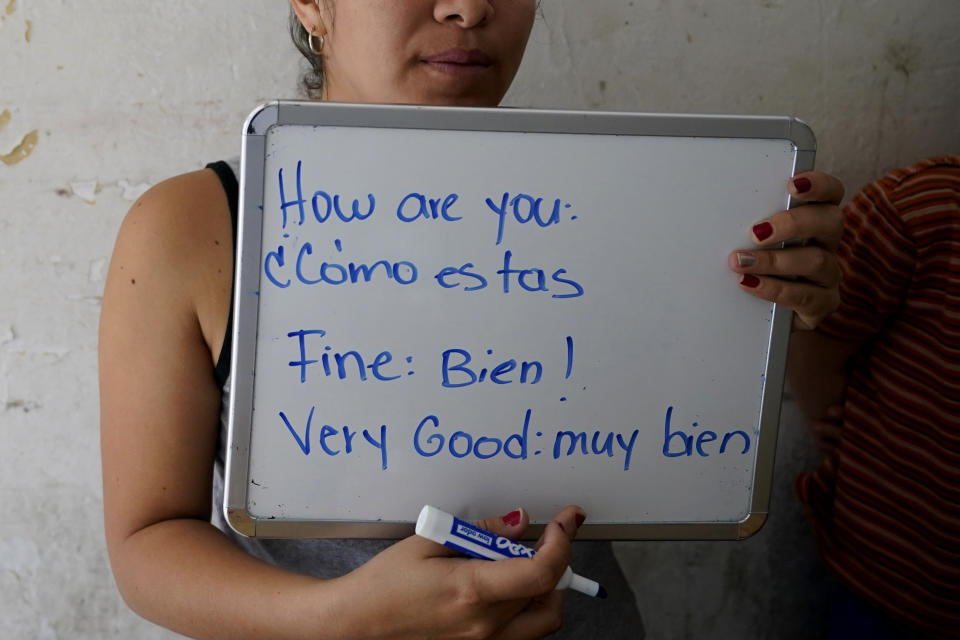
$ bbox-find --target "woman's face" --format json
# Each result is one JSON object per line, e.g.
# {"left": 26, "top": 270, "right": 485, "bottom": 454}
{"left": 291, "top": 0, "right": 537, "bottom": 106}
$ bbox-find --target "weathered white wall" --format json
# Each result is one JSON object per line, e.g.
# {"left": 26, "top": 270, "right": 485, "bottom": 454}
{"left": 1, "top": 1, "right": 958, "bottom": 638}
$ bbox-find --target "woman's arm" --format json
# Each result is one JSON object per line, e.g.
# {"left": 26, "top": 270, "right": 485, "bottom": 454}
{"left": 727, "top": 171, "right": 851, "bottom": 455}
{"left": 99, "top": 170, "right": 338, "bottom": 639}
{"left": 99, "top": 171, "right": 579, "bottom": 640}
{"left": 786, "top": 330, "right": 858, "bottom": 455}
{"left": 786, "top": 330, "right": 856, "bottom": 424}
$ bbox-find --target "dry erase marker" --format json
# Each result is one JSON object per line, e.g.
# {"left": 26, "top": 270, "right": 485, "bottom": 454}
{"left": 415, "top": 505, "right": 607, "bottom": 599}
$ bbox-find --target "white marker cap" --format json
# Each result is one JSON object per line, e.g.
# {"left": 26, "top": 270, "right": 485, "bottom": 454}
{"left": 416, "top": 505, "right": 454, "bottom": 545}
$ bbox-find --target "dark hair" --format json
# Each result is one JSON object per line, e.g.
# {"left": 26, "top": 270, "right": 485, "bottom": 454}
{"left": 289, "top": 6, "right": 326, "bottom": 99}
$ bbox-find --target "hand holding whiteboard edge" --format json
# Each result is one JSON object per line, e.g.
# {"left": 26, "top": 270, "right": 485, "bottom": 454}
{"left": 415, "top": 505, "right": 606, "bottom": 599}
{"left": 225, "top": 102, "right": 814, "bottom": 541}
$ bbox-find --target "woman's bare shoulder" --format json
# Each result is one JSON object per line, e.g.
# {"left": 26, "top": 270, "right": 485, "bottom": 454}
{"left": 116, "top": 169, "right": 231, "bottom": 267}
{"left": 104, "top": 167, "right": 233, "bottom": 357}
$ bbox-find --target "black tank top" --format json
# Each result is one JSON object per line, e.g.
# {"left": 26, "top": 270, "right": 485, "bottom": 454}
{"left": 205, "top": 160, "right": 238, "bottom": 388}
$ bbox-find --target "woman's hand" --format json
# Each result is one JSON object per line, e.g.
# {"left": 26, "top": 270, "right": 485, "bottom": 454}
{"left": 332, "top": 505, "right": 585, "bottom": 640}
{"left": 728, "top": 171, "right": 845, "bottom": 330}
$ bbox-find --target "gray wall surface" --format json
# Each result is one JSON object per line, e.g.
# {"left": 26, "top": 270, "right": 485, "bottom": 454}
{"left": 2, "top": 1, "right": 958, "bottom": 638}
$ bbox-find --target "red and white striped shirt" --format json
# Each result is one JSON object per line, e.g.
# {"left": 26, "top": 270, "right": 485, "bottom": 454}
{"left": 795, "top": 156, "right": 960, "bottom": 638}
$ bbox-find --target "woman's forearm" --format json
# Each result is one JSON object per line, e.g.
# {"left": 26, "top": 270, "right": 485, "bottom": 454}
{"left": 786, "top": 330, "right": 857, "bottom": 422}
{"left": 111, "top": 519, "right": 344, "bottom": 640}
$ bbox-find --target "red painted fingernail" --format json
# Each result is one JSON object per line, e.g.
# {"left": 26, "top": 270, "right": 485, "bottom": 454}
{"left": 574, "top": 513, "right": 586, "bottom": 528}
{"left": 752, "top": 222, "right": 774, "bottom": 242}
{"left": 740, "top": 274, "right": 761, "bottom": 289}
{"left": 501, "top": 509, "right": 522, "bottom": 526}
{"left": 793, "top": 177, "right": 812, "bottom": 193}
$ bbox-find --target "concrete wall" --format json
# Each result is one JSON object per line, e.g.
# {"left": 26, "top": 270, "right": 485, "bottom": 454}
{"left": 2, "top": 1, "right": 958, "bottom": 638}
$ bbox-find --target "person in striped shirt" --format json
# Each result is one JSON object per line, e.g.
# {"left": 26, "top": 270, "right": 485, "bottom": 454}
{"left": 789, "top": 156, "right": 960, "bottom": 639}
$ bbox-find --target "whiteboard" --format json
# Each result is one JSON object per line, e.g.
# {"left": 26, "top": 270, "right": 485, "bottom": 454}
{"left": 225, "top": 101, "right": 815, "bottom": 540}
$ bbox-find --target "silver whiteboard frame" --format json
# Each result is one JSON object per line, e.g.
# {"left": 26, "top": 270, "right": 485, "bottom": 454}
{"left": 225, "top": 101, "right": 815, "bottom": 541}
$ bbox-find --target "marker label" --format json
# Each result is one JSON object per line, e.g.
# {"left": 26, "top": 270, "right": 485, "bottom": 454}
{"left": 415, "top": 505, "right": 605, "bottom": 598}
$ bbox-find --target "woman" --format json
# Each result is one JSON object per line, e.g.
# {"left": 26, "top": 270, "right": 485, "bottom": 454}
{"left": 99, "top": 2, "right": 844, "bottom": 638}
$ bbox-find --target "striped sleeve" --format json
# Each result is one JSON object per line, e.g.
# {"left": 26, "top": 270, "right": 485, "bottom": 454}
{"left": 816, "top": 177, "right": 916, "bottom": 344}
{"left": 795, "top": 156, "right": 960, "bottom": 638}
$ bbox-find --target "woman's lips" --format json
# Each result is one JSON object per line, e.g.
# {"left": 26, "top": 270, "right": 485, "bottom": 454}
{"left": 422, "top": 49, "right": 494, "bottom": 76}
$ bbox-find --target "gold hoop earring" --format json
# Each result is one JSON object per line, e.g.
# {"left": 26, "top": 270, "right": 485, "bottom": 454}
{"left": 309, "top": 28, "right": 325, "bottom": 55}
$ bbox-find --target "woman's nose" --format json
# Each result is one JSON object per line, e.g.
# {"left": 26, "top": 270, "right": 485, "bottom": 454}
{"left": 433, "top": 0, "right": 494, "bottom": 28}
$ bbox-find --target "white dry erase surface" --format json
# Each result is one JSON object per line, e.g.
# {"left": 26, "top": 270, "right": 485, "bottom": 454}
{"left": 225, "top": 102, "right": 815, "bottom": 540}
